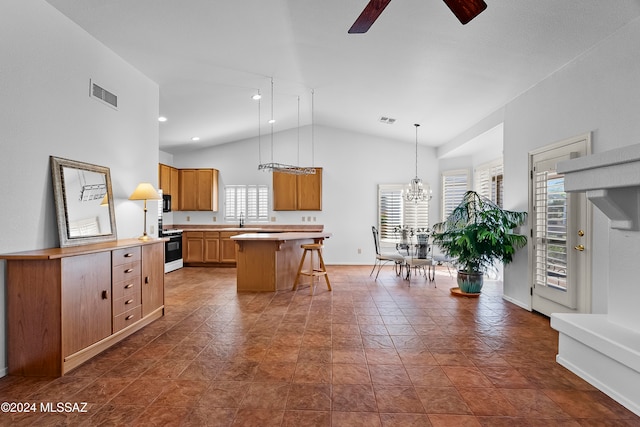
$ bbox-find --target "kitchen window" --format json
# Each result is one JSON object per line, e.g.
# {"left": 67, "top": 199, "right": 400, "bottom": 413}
{"left": 224, "top": 185, "right": 269, "bottom": 223}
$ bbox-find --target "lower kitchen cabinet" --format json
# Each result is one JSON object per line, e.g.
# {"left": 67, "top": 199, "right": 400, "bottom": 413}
{"left": 183, "top": 230, "right": 239, "bottom": 265}
{"left": 1, "top": 239, "right": 165, "bottom": 376}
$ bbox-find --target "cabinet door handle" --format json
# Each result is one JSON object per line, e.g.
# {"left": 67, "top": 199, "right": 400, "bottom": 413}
{"left": 125, "top": 299, "right": 134, "bottom": 305}
{"left": 145, "top": 276, "right": 149, "bottom": 284}
{"left": 124, "top": 253, "right": 134, "bottom": 258}
{"left": 125, "top": 314, "right": 135, "bottom": 321}
{"left": 102, "top": 290, "right": 109, "bottom": 300}
{"left": 124, "top": 268, "right": 134, "bottom": 273}
{"left": 124, "top": 283, "right": 134, "bottom": 289}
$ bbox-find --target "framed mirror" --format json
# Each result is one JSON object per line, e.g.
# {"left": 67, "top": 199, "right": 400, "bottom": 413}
{"left": 50, "top": 156, "right": 117, "bottom": 247}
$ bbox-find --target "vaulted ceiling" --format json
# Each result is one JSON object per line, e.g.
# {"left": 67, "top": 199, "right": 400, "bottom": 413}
{"left": 46, "top": 0, "right": 640, "bottom": 153}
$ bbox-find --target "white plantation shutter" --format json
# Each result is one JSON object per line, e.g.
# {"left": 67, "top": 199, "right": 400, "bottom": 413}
{"left": 441, "top": 170, "right": 469, "bottom": 220}
{"left": 378, "top": 184, "right": 429, "bottom": 243}
{"left": 474, "top": 159, "right": 504, "bottom": 207}
{"left": 225, "top": 185, "right": 268, "bottom": 222}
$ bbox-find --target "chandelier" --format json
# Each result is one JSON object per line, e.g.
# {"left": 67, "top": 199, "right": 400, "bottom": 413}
{"left": 257, "top": 78, "right": 316, "bottom": 175}
{"left": 405, "top": 123, "right": 427, "bottom": 203}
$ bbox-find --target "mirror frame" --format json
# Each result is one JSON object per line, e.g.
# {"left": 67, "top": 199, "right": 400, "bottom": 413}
{"left": 50, "top": 156, "right": 118, "bottom": 247}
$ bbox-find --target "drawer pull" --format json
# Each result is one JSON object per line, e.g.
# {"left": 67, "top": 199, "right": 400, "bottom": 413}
{"left": 125, "top": 314, "right": 135, "bottom": 321}
{"left": 124, "top": 283, "right": 134, "bottom": 289}
{"left": 125, "top": 299, "right": 134, "bottom": 305}
{"left": 124, "top": 268, "right": 134, "bottom": 273}
{"left": 124, "top": 253, "right": 134, "bottom": 258}
{"left": 102, "top": 290, "right": 109, "bottom": 300}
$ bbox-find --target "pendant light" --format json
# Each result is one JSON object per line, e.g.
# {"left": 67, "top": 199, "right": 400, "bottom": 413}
{"left": 405, "top": 123, "right": 427, "bottom": 203}
{"left": 257, "top": 77, "right": 315, "bottom": 175}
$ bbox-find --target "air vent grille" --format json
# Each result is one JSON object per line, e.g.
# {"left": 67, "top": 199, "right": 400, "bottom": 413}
{"left": 379, "top": 116, "right": 396, "bottom": 124}
{"left": 90, "top": 80, "right": 118, "bottom": 109}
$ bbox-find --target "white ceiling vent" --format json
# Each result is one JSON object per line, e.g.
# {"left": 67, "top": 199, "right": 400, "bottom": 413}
{"left": 379, "top": 116, "right": 396, "bottom": 124}
{"left": 90, "top": 79, "right": 118, "bottom": 109}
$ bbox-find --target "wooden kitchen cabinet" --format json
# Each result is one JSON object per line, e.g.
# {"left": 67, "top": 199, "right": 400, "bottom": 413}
{"left": 179, "top": 168, "right": 218, "bottom": 211}
{"left": 204, "top": 232, "right": 220, "bottom": 263}
{"left": 159, "top": 163, "right": 179, "bottom": 199}
{"left": 1, "top": 239, "right": 165, "bottom": 376}
{"left": 184, "top": 231, "right": 205, "bottom": 263}
{"left": 182, "top": 230, "right": 238, "bottom": 265}
{"left": 273, "top": 167, "right": 322, "bottom": 211}
{"left": 220, "top": 231, "right": 240, "bottom": 263}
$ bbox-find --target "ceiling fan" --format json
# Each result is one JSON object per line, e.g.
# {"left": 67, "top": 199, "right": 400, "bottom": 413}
{"left": 348, "top": 0, "right": 487, "bottom": 34}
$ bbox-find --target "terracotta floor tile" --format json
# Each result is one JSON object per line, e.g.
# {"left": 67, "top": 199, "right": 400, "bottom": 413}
{"left": 1, "top": 266, "right": 637, "bottom": 426}
{"left": 231, "top": 408, "right": 284, "bottom": 427}
{"left": 373, "top": 385, "right": 425, "bottom": 413}
{"left": 332, "top": 384, "right": 378, "bottom": 412}
{"left": 332, "top": 363, "right": 371, "bottom": 385}
{"left": 380, "top": 412, "right": 434, "bottom": 427}
{"left": 281, "top": 410, "right": 331, "bottom": 427}
{"left": 332, "top": 411, "right": 382, "bottom": 427}
{"left": 240, "top": 382, "right": 289, "bottom": 409}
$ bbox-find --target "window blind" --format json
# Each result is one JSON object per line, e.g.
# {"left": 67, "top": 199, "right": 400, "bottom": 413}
{"left": 441, "top": 170, "right": 469, "bottom": 220}
{"left": 224, "top": 184, "right": 268, "bottom": 222}
{"left": 378, "top": 184, "right": 429, "bottom": 243}
{"left": 474, "top": 160, "right": 503, "bottom": 207}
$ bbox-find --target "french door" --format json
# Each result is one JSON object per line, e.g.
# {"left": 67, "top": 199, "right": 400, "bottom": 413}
{"left": 529, "top": 134, "right": 591, "bottom": 316}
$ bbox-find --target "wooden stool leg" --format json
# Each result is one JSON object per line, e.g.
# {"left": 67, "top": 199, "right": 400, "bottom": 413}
{"left": 309, "top": 249, "right": 315, "bottom": 295}
{"left": 318, "top": 250, "right": 331, "bottom": 291}
{"left": 293, "top": 249, "right": 308, "bottom": 291}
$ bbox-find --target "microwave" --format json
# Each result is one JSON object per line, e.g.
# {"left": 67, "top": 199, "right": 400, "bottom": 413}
{"left": 162, "top": 194, "right": 172, "bottom": 212}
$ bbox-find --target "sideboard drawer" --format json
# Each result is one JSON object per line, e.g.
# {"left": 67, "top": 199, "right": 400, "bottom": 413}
{"left": 112, "top": 262, "right": 141, "bottom": 283}
{"left": 113, "top": 293, "right": 141, "bottom": 317}
{"left": 112, "top": 247, "right": 141, "bottom": 267}
{"left": 113, "top": 306, "right": 142, "bottom": 333}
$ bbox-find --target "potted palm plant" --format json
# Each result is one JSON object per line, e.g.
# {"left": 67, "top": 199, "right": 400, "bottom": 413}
{"left": 431, "top": 191, "right": 528, "bottom": 294}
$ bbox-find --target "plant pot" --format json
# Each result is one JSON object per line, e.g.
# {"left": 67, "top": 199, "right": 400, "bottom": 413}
{"left": 457, "top": 270, "right": 483, "bottom": 294}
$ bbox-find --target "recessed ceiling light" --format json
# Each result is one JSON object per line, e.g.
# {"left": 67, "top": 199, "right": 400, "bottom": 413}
{"left": 191, "top": 136, "right": 200, "bottom": 141}
{"left": 268, "top": 119, "right": 275, "bottom": 124}
{"left": 252, "top": 94, "right": 262, "bottom": 100}
{"left": 158, "top": 116, "right": 167, "bottom": 122}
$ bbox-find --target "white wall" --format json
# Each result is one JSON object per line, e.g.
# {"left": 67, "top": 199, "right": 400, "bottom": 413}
{"left": 171, "top": 124, "right": 440, "bottom": 265}
{"left": 0, "top": 1, "right": 159, "bottom": 375}
{"left": 501, "top": 17, "right": 640, "bottom": 311}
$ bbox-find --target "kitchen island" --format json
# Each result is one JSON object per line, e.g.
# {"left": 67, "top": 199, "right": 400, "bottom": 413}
{"left": 231, "top": 232, "right": 332, "bottom": 292}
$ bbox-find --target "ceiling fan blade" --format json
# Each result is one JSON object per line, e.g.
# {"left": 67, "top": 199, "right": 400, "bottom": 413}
{"left": 348, "top": 0, "right": 392, "bottom": 34}
{"left": 443, "top": 0, "right": 487, "bottom": 25}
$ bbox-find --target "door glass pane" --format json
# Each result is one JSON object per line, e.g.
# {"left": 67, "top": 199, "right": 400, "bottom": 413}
{"left": 534, "top": 171, "right": 568, "bottom": 291}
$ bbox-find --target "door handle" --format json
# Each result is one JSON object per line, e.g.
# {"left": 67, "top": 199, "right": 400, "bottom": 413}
{"left": 574, "top": 244, "right": 584, "bottom": 251}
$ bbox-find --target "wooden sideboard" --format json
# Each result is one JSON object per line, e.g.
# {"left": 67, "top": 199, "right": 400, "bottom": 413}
{"left": 0, "top": 239, "right": 165, "bottom": 376}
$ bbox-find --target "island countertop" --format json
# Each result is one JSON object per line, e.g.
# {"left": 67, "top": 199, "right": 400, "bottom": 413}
{"left": 231, "top": 232, "right": 331, "bottom": 292}
{"left": 231, "top": 231, "right": 332, "bottom": 242}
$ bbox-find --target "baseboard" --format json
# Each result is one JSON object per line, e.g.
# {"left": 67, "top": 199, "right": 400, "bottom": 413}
{"left": 502, "top": 294, "right": 531, "bottom": 311}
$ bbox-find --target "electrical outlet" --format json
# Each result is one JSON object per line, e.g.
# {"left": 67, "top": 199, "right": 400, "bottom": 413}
{"left": 213, "top": 216, "right": 217, "bottom": 222}
{"left": 307, "top": 216, "right": 311, "bottom": 222}
{"left": 187, "top": 216, "right": 191, "bottom": 222}
{"left": 357, "top": 248, "right": 361, "bottom": 254}
{"left": 313, "top": 217, "right": 316, "bottom": 222}
{"left": 302, "top": 216, "right": 306, "bottom": 222}
{"left": 271, "top": 216, "right": 276, "bottom": 222}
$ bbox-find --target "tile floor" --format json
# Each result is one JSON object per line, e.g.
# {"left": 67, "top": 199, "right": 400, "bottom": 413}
{"left": 0, "top": 265, "right": 638, "bottom": 426}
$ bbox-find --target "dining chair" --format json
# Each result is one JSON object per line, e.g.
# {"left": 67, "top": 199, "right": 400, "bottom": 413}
{"left": 370, "top": 226, "right": 405, "bottom": 279}
{"left": 404, "top": 239, "right": 435, "bottom": 287}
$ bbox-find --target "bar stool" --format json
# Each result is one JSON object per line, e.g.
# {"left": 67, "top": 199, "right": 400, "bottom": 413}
{"left": 293, "top": 243, "right": 331, "bottom": 295}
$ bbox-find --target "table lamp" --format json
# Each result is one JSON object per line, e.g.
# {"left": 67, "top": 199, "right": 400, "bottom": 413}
{"left": 129, "top": 182, "right": 161, "bottom": 240}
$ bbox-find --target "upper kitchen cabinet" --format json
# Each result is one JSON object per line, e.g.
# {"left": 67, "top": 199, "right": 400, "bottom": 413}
{"left": 158, "top": 163, "right": 179, "bottom": 198}
{"left": 273, "top": 167, "right": 322, "bottom": 211}
{"left": 179, "top": 168, "right": 219, "bottom": 211}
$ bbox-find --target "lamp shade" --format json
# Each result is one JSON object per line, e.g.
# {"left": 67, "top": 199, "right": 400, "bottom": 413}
{"left": 128, "top": 183, "right": 161, "bottom": 201}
